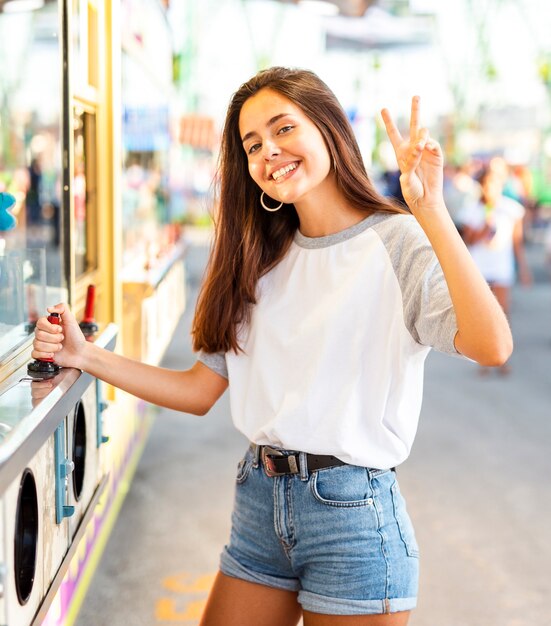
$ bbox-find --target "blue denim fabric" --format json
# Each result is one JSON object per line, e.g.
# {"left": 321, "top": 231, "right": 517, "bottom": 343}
{"left": 219, "top": 445, "right": 419, "bottom": 615}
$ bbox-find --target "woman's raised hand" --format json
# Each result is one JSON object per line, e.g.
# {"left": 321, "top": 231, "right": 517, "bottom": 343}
{"left": 32, "top": 303, "right": 87, "bottom": 370}
{"left": 381, "top": 96, "right": 445, "bottom": 213}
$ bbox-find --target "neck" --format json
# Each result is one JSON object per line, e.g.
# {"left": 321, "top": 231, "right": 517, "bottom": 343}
{"left": 294, "top": 180, "right": 367, "bottom": 238}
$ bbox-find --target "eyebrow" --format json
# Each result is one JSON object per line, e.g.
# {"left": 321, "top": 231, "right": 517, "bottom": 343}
{"left": 241, "top": 113, "right": 291, "bottom": 144}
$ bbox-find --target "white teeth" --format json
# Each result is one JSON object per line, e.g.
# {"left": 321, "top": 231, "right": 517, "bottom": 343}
{"left": 272, "top": 163, "right": 297, "bottom": 180}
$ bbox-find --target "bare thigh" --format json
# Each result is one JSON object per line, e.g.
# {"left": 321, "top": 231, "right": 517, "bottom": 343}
{"left": 303, "top": 610, "right": 411, "bottom": 626}
{"left": 199, "top": 571, "right": 302, "bottom": 626}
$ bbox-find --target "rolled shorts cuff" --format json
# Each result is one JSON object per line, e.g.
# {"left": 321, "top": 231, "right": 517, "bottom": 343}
{"left": 298, "top": 590, "right": 417, "bottom": 616}
{"left": 219, "top": 547, "right": 300, "bottom": 593}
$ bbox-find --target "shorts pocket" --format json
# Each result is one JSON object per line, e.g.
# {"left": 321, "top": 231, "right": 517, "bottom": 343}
{"left": 235, "top": 447, "right": 255, "bottom": 484}
{"left": 391, "top": 481, "right": 419, "bottom": 558}
{"left": 310, "top": 465, "right": 374, "bottom": 508}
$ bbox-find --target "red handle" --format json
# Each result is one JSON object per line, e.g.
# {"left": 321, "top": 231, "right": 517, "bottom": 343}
{"left": 48, "top": 312, "right": 60, "bottom": 325}
{"left": 83, "top": 285, "right": 96, "bottom": 323}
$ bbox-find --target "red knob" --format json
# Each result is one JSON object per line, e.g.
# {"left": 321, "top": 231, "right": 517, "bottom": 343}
{"left": 48, "top": 312, "right": 60, "bottom": 325}
{"left": 79, "top": 284, "right": 98, "bottom": 338}
{"left": 83, "top": 285, "right": 96, "bottom": 323}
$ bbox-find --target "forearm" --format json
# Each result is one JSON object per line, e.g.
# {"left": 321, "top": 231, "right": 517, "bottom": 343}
{"left": 80, "top": 343, "right": 221, "bottom": 415}
{"left": 414, "top": 205, "right": 513, "bottom": 365}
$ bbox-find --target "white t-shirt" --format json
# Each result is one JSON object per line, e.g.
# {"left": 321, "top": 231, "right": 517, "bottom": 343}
{"left": 199, "top": 212, "right": 460, "bottom": 469}
{"left": 457, "top": 195, "right": 524, "bottom": 286}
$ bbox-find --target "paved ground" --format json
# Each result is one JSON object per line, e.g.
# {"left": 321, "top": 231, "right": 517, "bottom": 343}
{"left": 77, "top": 239, "right": 551, "bottom": 626}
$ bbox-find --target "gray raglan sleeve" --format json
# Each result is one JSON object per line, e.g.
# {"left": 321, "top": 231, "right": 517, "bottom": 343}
{"left": 374, "top": 215, "right": 460, "bottom": 355}
{"left": 197, "top": 351, "right": 229, "bottom": 379}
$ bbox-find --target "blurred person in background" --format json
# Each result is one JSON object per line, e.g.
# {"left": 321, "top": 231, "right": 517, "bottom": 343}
{"left": 489, "top": 155, "right": 533, "bottom": 206}
{"left": 458, "top": 166, "right": 532, "bottom": 374}
{"left": 26, "top": 156, "right": 43, "bottom": 231}
{"left": 443, "top": 161, "right": 481, "bottom": 232}
{"left": 489, "top": 155, "right": 536, "bottom": 235}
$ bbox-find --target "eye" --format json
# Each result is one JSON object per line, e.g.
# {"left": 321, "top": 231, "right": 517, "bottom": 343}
{"left": 247, "top": 142, "right": 261, "bottom": 155}
{"left": 278, "top": 125, "right": 294, "bottom": 135}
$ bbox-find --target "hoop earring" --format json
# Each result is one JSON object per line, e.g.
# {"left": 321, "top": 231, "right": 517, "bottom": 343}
{"left": 260, "top": 191, "right": 283, "bottom": 212}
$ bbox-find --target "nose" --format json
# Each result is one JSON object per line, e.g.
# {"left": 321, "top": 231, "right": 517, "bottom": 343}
{"left": 262, "top": 139, "right": 281, "bottom": 161}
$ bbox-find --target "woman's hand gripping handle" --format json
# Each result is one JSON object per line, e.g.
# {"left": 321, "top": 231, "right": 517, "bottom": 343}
{"left": 32, "top": 303, "right": 228, "bottom": 415}
{"left": 32, "top": 303, "right": 88, "bottom": 370}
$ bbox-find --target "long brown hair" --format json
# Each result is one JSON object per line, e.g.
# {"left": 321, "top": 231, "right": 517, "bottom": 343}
{"left": 192, "top": 66, "right": 404, "bottom": 354}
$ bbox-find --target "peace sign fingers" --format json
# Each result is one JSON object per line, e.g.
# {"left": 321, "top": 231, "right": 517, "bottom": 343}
{"left": 409, "top": 95, "right": 421, "bottom": 142}
{"left": 381, "top": 102, "right": 427, "bottom": 175}
{"left": 380, "top": 107, "right": 403, "bottom": 154}
{"left": 380, "top": 95, "right": 444, "bottom": 210}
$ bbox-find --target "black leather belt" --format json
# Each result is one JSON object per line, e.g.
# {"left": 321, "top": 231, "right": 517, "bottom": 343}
{"left": 260, "top": 445, "right": 346, "bottom": 477}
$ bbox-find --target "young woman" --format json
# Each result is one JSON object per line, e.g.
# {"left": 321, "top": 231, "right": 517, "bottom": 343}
{"left": 33, "top": 67, "right": 512, "bottom": 625}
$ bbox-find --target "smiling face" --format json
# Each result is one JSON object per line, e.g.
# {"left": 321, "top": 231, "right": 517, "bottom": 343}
{"left": 238, "top": 88, "right": 334, "bottom": 208}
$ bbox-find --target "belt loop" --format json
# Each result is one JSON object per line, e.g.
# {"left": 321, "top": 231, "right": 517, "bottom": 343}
{"left": 299, "top": 451, "right": 308, "bottom": 481}
{"left": 251, "top": 443, "right": 260, "bottom": 468}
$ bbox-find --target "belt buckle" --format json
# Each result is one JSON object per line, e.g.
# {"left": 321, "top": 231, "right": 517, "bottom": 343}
{"left": 261, "top": 446, "right": 286, "bottom": 477}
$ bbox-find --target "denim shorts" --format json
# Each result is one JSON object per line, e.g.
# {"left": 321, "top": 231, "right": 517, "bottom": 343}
{"left": 219, "top": 444, "right": 419, "bottom": 615}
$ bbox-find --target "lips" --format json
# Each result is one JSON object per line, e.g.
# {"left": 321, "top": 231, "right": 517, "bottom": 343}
{"left": 270, "top": 161, "right": 299, "bottom": 181}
